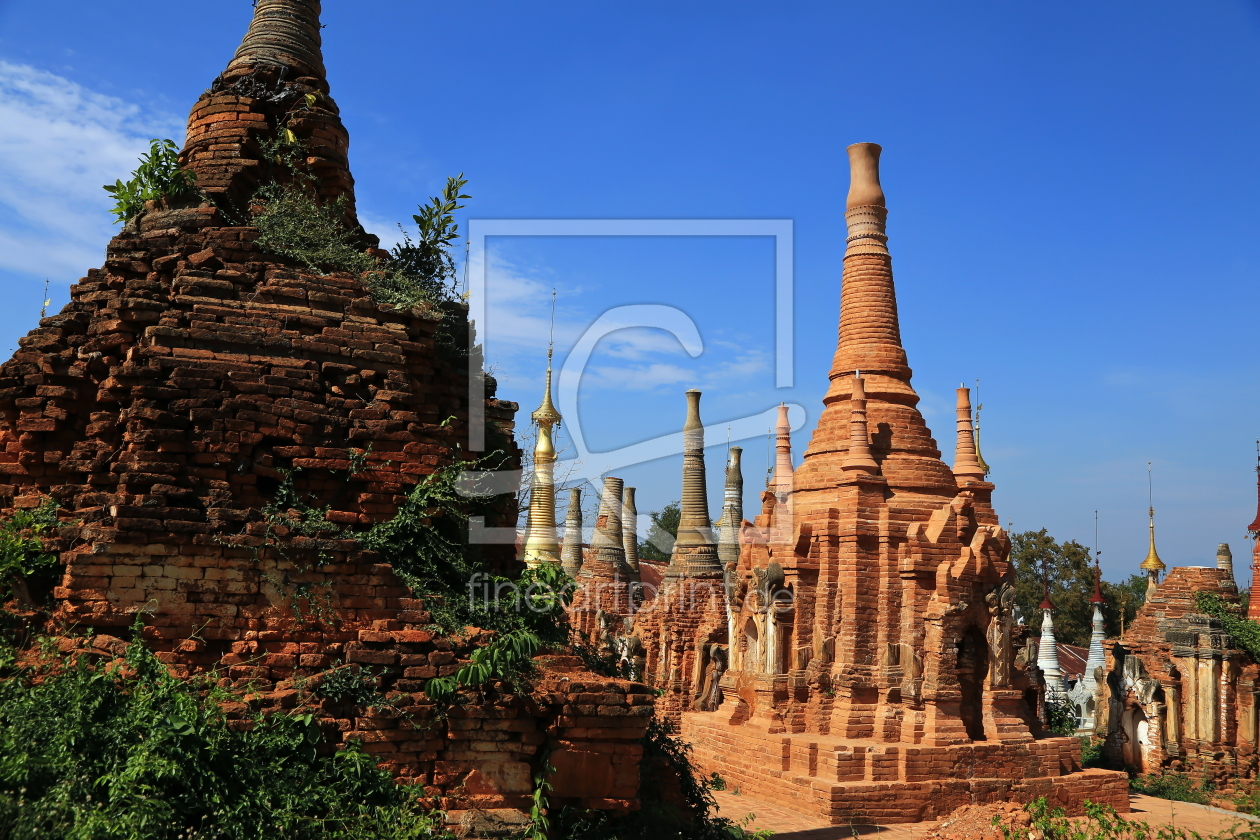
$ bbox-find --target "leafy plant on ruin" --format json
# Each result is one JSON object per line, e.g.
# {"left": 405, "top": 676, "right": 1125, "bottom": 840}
{"left": 313, "top": 663, "right": 387, "bottom": 708}
{"left": 0, "top": 626, "right": 452, "bottom": 839}
{"left": 423, "top": 629, "right": 542, "bottom": 705}
{"left": 251, "top": 121, "right": 465, "bottom": 314}
{"left": 1044, "top": 696, "right": 1081, "bottom": 737}
{"left": 103, "top": 138, "right": 199, "bottom": 223}
{"left": 1129, "top": 772, "right": 1213, "bottom": 806}
{"left": 0, "top": 498, "right": 61, "bottom": 608}
{"left": 1193, "top": 591, "right": 1260, "bottom": 664}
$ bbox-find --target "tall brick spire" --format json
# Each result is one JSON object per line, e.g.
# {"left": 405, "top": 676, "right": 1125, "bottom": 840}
{"left": 952, "top": 386, "right": 986, "bottom": 484}
{"left": 666, "top": 390, "right": 722, "bottom": 580}
{"left": 183, "top": 0, "right": 357, "bottom": 216}
{"left": 769, "top": 404, "right": 795, "bottom": 499}
{"left": 795, "top": 143, "right": 956, "bottom": 509}
{"left": 226, "top": 0, "right": 326, "bottom": 81}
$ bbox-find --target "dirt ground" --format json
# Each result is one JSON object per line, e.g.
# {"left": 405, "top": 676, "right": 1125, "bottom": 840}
{"left": 711, "top": 790, "right": 1260, "bottom": 839}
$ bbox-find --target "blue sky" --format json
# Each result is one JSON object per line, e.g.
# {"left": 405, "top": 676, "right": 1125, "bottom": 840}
{"left": 0, "top": 1, "right": 1258, "bottom": 585}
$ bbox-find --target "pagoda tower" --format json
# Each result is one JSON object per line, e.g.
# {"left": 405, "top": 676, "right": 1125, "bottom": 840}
{"left": 521, "top": 351, "right": 562, "bottom": 567}
{"left": 0, "top": 0, "right": 516, "bottom": 662}
{"left": 676, "top": 144, "right": 1128, "bottom": 824}
{"left": 1141, "top": 506, "right": 1166, "bottom": 602}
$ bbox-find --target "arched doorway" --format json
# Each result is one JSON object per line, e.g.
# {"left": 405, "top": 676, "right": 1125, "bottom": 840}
{"left": 957, "top": 627, "right": 989, "bottom": 742}
{"left": 1121, "top": 706, "right": 1149, "bottom": 771}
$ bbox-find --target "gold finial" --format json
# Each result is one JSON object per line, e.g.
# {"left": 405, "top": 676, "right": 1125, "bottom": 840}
{"left": 1141, "top": 462, "right": 1165, "bottom": 573}
{"left": 531, "top": 292, "right": 561, "bottom": 427}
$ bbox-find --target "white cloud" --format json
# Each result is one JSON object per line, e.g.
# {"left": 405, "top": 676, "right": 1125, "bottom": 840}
{"left": 0, "top": 61, "right": 182, "bottom": 282}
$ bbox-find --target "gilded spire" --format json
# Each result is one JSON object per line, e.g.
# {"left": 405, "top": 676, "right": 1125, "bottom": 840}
{"left": 952, "top": 385, "right": 986, "bottom": 484}
{"left": 521, "top": 350, "right": 562, "bottom": 566}
{"left": 560, "top": 488, "right": 584, "bottom": 578}
{"left": 226, "top": 0, "right": 326, "bottom": 80}
{"left": 841, "top": 374, "right": 878, "bottom": 474}
{"left": 667, "top": 390, "right": 722, "bottom": 579}
{"left": 1140, "top": 507, "right": 1165, "bottom": 573}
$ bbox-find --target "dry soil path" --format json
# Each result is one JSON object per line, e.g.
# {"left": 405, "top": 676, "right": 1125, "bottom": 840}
{"left": 712, "top": 791, "right": 1260, "bottom": 838}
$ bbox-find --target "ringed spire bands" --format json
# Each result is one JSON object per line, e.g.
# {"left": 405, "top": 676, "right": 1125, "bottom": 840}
{"left": 227, "top": 0, "right": 327, "bottom": 80}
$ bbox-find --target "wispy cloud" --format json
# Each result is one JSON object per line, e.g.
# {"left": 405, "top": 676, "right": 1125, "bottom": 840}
{"left": 0, "top": 61, "right": 182, "bottom": 282}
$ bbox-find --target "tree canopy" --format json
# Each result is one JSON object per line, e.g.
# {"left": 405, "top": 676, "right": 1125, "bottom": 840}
{"left": 1010, "top": 530, "right": 1146, "bottom": 647}
{"left": 639, "top": 501, "right": 680, "bottom": 563}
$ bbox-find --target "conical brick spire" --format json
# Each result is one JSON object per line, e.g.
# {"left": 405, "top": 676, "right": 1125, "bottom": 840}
{"left": 794, "top": 143, "right": 956, "bottom": 511}
{"left": 622, "top": 486, "right": 641, "bottom": 575}
{"left": 769, "top": 404, "right": 795, "bottom": 498}
{"left": 718, "top": 447, "right": 744, "bottom": 568}
{"left": 953, "top": 386, "right": 986, "bottom": 484}
{"left": 561, "top": 488, "right": 584, "bottom": 578}
{"left": 226, "top": 0, "right": 326, "bottom": 81}
{"left": 1217, "top": 543, "right": 1234, "bottom": 580}
{"left": 183, "top": 0, "right": 358, "bottom": 216}
{"left": 583, "top": 477, "right": 629, "bottom": 580}
{"left": 666, "top": 390, "right": 722, "bottom": 580}
{"left": 841, "top": 375, "right": 877, "bottom": 474}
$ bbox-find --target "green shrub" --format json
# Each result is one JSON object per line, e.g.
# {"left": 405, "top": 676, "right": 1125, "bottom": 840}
{"left": 0, "top": 628, "right": 450, "bottom": 839}
{"left": 0, "top": 498, "right": 61, "bottom": 607}
{"left": 1194, "top": 592, "right": 1260, "bottom": 663}
{"left": 1129, "top": 772, "right": 1212, "bottom": 805}
{"left": 1045, "top": 696, "right": 1080, "bottom": 736}
{"left": 103, "top": 138, "right": 198, "bottom": 223}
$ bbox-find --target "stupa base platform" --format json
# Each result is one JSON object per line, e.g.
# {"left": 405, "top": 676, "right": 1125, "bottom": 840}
{"left": 681, "top": 713, "right": 1129, "bottom": 825}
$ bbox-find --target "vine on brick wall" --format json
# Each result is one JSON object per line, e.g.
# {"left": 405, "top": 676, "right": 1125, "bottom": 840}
{"left": 1193, "top": 592, "right": 1258, "bottom": 661}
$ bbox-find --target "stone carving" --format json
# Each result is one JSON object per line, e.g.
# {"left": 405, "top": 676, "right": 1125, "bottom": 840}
{"left": 986, "top": 582, "right": 1016, "bottom": 687}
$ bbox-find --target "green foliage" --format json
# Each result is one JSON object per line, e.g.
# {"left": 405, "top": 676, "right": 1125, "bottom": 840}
{"left": 996, "top": 797, "right": 1248, "bottom": 839}
{"left": 551, "top": 719, "right": 772, "bottom": 840}
{"left": 639, "top": 501, "right": 681, "bottom": 564}
{"left": 103, "top": 138, "right": 198, "bottom": 223}
{"left": 0, "top": 630, "right": 450, "bottom": 839}
{"left": 251, "top": 135, "right": 464, "bottom": 313}
{"left": 0, "top": 498, "right": 60, "bottom": 606}
{"left": 315, "top": 664, "right": 384, "bottom": 708}
{"left": 1080, "top": 736, "right": 1109, "bottom": 769}
{"left": 423, "top": 629, "right": 541, "bottom": 704}
{"left": 1129, "top": 772, "right": 1212, "bottom": 806}
{"left": 377, "top": 175, "right": 469, "bottom": 309}
{"left": 358, "top": 457, "right": 568, "bottom": 641}
{"left": 1045, "top": 696, "right": 1080, "bottom": 736}
{"left": 1012, "top": 530, "right": 1098, "bottom": 647}
{"left": 1194, "top": 591, "right": 1260, "bottom": 663}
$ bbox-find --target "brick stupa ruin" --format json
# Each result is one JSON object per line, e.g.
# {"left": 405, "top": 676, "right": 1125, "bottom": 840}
{"left": 639, "top": 144, "right": 1130, "bottom": 824}
{"left": 1, "top": 2, "right": 658, "bottom": 827}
